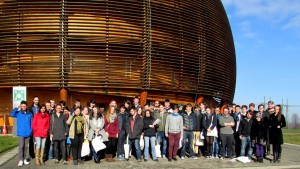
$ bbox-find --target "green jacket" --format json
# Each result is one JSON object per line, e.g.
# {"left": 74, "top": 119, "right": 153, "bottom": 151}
{"left": 154, "top": 110, "right": 168, "bottom": 132}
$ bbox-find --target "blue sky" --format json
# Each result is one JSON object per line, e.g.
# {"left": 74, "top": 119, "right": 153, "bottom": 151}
{"left": 221, "top": 0, "right": 300, "bottom": 117}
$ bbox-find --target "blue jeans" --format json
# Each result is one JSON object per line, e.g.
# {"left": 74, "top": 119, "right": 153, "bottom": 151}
{"left": 144, "top": 136, "right": 157, "bottom": 160}
{"left": 240, "top": 136, "right": 253, "bottom": 159}
{"left": 181, "top": 131, "right": 195, "bottom": 157}
{"left": 48, "top": 140, "right": 54, "bottom": 159}
{"left": 129, "top": 138, "right": 142, "bottom": 160}
{"left": 212, "top": 137, "right": 220, "bottom": 157}
{"left": 35, "top": 137, "right": 46, "bottom": 149}
{"left": 157, "top": 131, "right": 167, "bottom": 156}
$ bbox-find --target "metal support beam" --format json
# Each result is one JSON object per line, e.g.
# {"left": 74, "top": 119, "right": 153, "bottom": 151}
{"left": 142, "top": 0, "right": 151, "bottom": 90}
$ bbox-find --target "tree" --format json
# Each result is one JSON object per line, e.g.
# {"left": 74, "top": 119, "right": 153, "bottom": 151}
{"left": 290, "top": 113, "right": 300, "bottom": 129}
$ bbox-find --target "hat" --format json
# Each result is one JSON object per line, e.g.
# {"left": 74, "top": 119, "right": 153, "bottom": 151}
{"left": 256, "top": 112, "right": 262, "bottom": 118}
{"left": 178, "top": 103, "right": 183, "bottom": 108}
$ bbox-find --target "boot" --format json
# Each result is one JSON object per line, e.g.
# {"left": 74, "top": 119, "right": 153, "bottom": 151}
{"left": 260, "top": 157, "right": 264, "bottom": 163}
{"left": 109, "top": 154, "right": 115, "bottom": 162}
{"left": 273, "top": 152, "right": 278, "bottom": 163}
{"left": 107, "top": 154, "right": 113, "bottom": 162}
{"left": 39, "top": 149, "right": 45, "bottom": 165}
{"left": 35, "top": 148, "right": 41, "bottom": 166}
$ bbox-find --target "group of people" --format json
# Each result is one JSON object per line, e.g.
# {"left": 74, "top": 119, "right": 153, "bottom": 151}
{"left": 10, "top": 96, "right": 286, "bottom": 167}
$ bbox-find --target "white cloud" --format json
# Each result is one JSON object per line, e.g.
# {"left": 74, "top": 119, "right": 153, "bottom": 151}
{"left": 239, "top": 21, "right": 257, "bottom": 38}
{"left": 222, "top": 0, "right": 300, "bottom": 31}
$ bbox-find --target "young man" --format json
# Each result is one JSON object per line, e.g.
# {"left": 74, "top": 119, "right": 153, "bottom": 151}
{"left": 181, "top": 103, "right": 197, "bottom": 159}
{"left": 10, "top": 101, "right": 33, "bottom": 167}
{"left": 117, "top": 106, "right": 129, "bottom": 160}
{"left": 165, "top": 105, "right": 183, "bottom": 162}
{"left": 29, "top": 96, "right": 40, "bottom": 115}
{"left": 132, "top": 96, "right": 140, "bottom": 109}
{"left": 218, "top": 107, "right": 235, "bottom": 159}
{"left": 154, "top": 104, "right": 168, "bottom": 158}
{"left": 164, "top": 99, "right": 173, "bottom": 114}
{"left": 69, "top": 99, "right": 81, "bottom": 116}
{"left": 238, "top": 111, "right": 254, "bottom": 160}
{"left": 193, "top": 105, "right": 203, "bottom": 157}
{"left": 241, "top": 105, "right": 248, "bottom": 117}
{"left": 126, "top": 108, "right": 144, "bottom": 162}
{"left": 232, "top": 105, "right": 242, "bottom": 157}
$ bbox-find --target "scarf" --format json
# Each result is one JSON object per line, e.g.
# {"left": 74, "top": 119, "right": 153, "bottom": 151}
{"left": 109, "top": 113, "right": 117, "bottom": 124}
{"left": 75, "top": 116, "right": 85, "bottom": 134}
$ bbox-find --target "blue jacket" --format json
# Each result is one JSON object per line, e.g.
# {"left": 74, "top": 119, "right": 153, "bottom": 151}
{"left": 10, "top": 108, "right": 33, "bottom": 137}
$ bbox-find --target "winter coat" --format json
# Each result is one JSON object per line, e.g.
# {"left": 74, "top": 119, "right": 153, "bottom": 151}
{"left": 143, "top": 117, "right": 157, "bottom": 137}
{"left": 182, "top": 111, "right": 196, "bottom": 131}
{"left": 126, "top": 114, "right": 144, "bottom": 139}
{"left": 88, "top": 117, "right": 108, "bottom": 141}
{"left": 194, "top": 111, "right": 203, "bottom": 131}
{"left": 105, "top": 116, "right": 119, "bottom": 138}
{"left": 118, "top": 112, "right": 129, "bottom": 132}
{"left": 154, "top": 111, "right": 168, "bottom": 132}
{"left": 67, "top": 115, "right": 89, "bottom": 139}
{"left": 202, "top": 113, "right": 217, "bottom": 136}
{"left": 50, "top": 112, "right": 68, "bottom": 141}
{"left": 238, "top": 118, "right": 253, "bottom": 137}
{"left": 32, "top": 112, "right": 50, "bottom": 138}
{"left": 10, "top": 108, "right": 33, "bottom": 137}
{"left": 269, "top": 114, "right": 286, "bottom": 145}
{"left": 251, "top": 120, "right": 267, "bottom": 143}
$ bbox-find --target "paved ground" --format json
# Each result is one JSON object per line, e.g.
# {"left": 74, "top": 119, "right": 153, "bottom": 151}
{"left": 1, "top": 144, "right": 300, "bottom": 169}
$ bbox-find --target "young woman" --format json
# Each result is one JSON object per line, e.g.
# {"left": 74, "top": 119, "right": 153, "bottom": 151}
{"left": 104, "top": 106, "right": 119, "bottom": 162}
{"left": 32, "top": 104, "right": 50, "bottom": 166}
{"left": 251, "top": 112, "right": 267, "bottom": 163}
{"left": 165, "top": 105, "right": 183, "bottom": 162}
{"left": 50, "top": 104, "right": 68, "bottom": 164}
{"left": 269, "top": 105, "right": 286, "bottom": 163}
{"left": 137, "top": 106, "right": 144, "bottom": 117}
{"left": 88, "top": 107, "right": 108, "bottom": 163}
{"left": 143, "top": 110, "right": 159, "bottom": 162}
{"left": 67, "top": 107, "right": 85, "bottom": 165}
{"left": 202, "top": 106, "right": 217, "bottom": 159}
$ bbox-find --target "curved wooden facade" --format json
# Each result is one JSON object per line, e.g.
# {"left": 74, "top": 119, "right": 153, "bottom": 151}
{"left": 0, "top": 0, "right": 236, "bottom": 107}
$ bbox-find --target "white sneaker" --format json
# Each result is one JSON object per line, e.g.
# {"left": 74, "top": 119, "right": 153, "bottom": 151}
{"left": 162, "top": 155, "right": 166, "bottom": 158}
{"left": 23, "top": 159, "right": 30, "bottom": 165}
{"left": 18, "top": 160, "right": 23, "bottom": 167}
{"left": 181, "top": 157, "right": 185, "bottom": 160}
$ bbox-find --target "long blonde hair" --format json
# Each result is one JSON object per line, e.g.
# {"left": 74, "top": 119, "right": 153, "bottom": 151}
{"left": 105, "top": 106, "right": 116, "bottom": 123}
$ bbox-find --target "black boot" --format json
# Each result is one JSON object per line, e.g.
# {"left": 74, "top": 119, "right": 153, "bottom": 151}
{"left": 260, "top": 157, "right": 264, "bottom": 163}
{"left": 273, "top": 152, "right": 278, "bottom": 163}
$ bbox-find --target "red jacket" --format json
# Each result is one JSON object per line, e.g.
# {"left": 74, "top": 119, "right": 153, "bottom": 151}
{"left": 105, "top": 117, "right": 119, "bottom": 138}
{"left": 32, "top": 112, "right": 50, "bottom": 138}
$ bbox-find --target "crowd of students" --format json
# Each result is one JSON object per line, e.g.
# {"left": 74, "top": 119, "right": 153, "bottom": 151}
{"left": 10, "top": 96, "right": 286, "bottom": 167}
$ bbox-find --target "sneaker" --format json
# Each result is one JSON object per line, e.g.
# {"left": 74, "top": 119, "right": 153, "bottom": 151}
{"left": 23, "top": 160, "right": 30, "bottom": 165}
{"left": 181, "top": 156, "right": 185, "bottom": 160}
{"left": 18, "top": 160, "right": 23, "bottom": 167}
{"left": 54, "top": 159, "right": 59, "bottom": 164}
{"left": 153, "top": 159, "right": 159, "bottom": 162}
{"left": 144, "top": 159, "right": 148, "bottom": 162}
{"left": 172, "top": 157, "right": 177, "bottom": 161}
{"left": 220, "top": 157, "right": 224, "bottom": 160}
{"left": 118, "top": 155, "right": 125, "bottom": 161}
{"left": 168, "top": 158, "right": 172, "bottom": 162}
{"left": 211, "top": 156, "right": 215, "bottom": 159}
{"left": 190, "top": 156, "right": 198, "bottom": 160}
{"left": 137, "top": 159, "right": 142, "bottom": 162}
{"left": 162, "top": 155, "right": 166, "bottom": 158}
{"left": 63, "top": 160, "right": 68, "bottom": 164}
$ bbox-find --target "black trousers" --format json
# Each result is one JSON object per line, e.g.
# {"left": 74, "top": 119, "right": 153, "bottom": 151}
{"left": 220, "top": 134, "right": 233, "bottom": 158}
{"left": 54, "top": 140, "right": 66, "bottom": 161}
{"left": 106, "top": 138, "right": 117, "bottom": 155}
{"left": 117, "top": 131, "right": 126, "bottom": 156}
{"left": 71, "top": 133, "right": 84, "bottom": 160}
{"left": 234, "top": 133, "right": 241, "bottom": 157}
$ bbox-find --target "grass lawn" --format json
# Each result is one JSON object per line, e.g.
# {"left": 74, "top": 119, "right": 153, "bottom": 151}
{"left": 284, "top": 134, "right": 300, "bottom": 145}
{"left": 282, "top": 128, "right": 300, "bottom": 133}
{"left": 0, "top": 136, "right": 18, "bottom": 155}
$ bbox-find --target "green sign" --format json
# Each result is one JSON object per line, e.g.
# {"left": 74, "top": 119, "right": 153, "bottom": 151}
{"left": 13, "top": 90, "right": 25, "bottom": 101}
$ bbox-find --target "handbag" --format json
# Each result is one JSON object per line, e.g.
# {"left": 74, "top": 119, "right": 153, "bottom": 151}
{"left": 66, "top": 136, "right": 71, "bottom": 145}
{"left": 207, "top": 115, "right": 218, "bottom": 137}
{"left": 124, "top": 135, "right": 130, "bottom": 159}
{"left": 81, "top": 139, "right": 90, "bottom": 157}
{"left": 92, "top": 135, "right": 106, "bottom": 152}
{"left": 195, "top": 135, "right": 204, "bottom": 146}
{"left": 179, "top": 137, "right": 183, "bottom": 149}
{"left": 155, "top": 134, "right": 161, "bottom": 158}
{"left": 140, "top": 135, "right": 144, "bottom": 150}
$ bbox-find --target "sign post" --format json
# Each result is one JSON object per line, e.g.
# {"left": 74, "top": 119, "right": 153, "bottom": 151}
{"left": 12, "top": 86, "right": 27, "bottom": 135}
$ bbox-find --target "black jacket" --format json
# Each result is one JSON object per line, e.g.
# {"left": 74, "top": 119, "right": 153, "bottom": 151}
{"left": 126, "top": 114, "right": 144, "bottom": 139}
{"left": 238, "top": 118, "right": 253, "bottom": 137}
{"left": 50, "top": 112, "right": 68, "bottom": 141}
{"left": 143, "top": 117, "right": 157, "bottom": 137}
{"left": 202, "top": 113, "right": 217, "bottom": 136}
{"left": 269, "top": 114, "right": 286, "bottom": 145}
{"left": 182, "top": 111, "right": 196, "bottom": 131}
{"left": 194, "top": 112, "right": 203, "bottom": 131}
{"left": 251, "top": 120, "right": 267, "bottom": 142}
{"left": 118, "top": 112, "right": 129, "bottom": 132}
